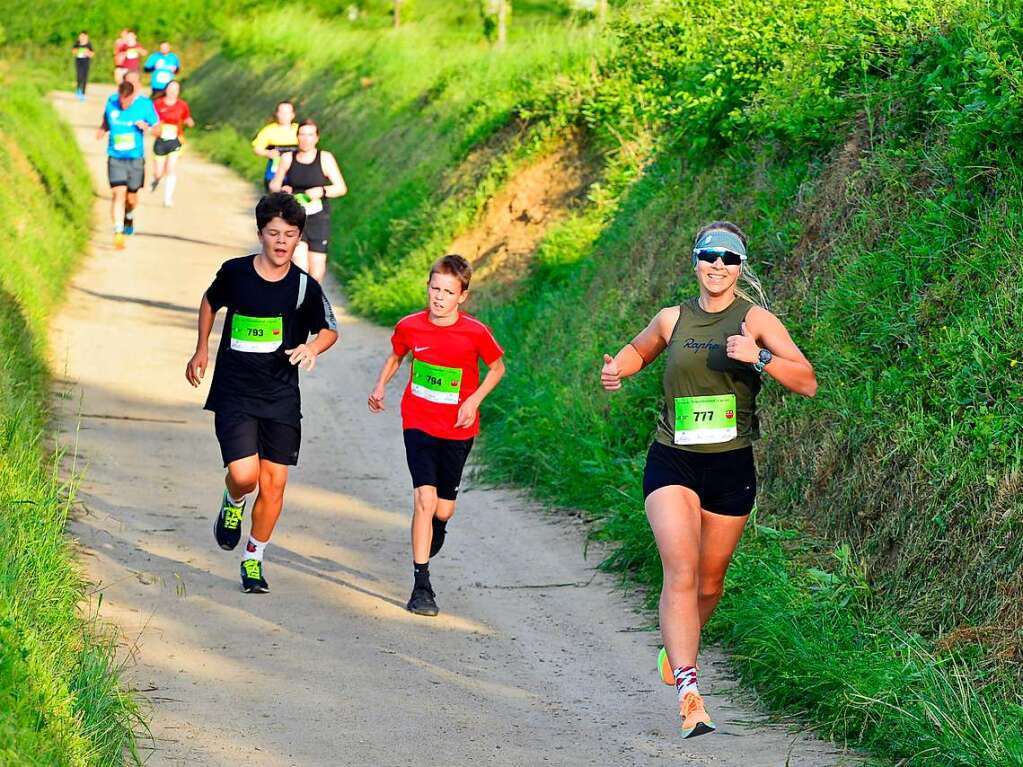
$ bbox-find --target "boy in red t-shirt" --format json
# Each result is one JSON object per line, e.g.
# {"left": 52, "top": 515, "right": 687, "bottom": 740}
{"left": 368, "top": 255, "right": 505, "bottom": 616}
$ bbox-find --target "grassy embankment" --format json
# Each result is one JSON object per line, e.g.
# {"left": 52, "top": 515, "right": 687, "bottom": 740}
{"left": 0, "top": 67, "right": 141, "bottom": 764}
{"left": 179, "top": 2, "right": 1021, "bottom": 764}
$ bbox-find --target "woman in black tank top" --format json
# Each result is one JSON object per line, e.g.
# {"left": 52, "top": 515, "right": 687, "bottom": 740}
{"left": 269, "top": 119, "right": 348, "bottom": 283}
{"left": 599, "top": 221, "right": 817, "bottom": 738}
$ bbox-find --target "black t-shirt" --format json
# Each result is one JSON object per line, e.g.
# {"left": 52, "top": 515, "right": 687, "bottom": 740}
{"left": 203, "top": 255, "right": 337, "bottom": 422}
{"left": 73, "top": 42, "right": 93, "bottom": 59}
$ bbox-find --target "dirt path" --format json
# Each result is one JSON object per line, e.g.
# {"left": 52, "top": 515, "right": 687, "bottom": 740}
{"left": 50, "top": 87, "right": 854, "bottom": 767}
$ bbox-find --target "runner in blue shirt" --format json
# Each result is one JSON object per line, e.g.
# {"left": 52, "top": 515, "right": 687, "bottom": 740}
{"left": 96, "top": 80, "right": 160, "bottom": 249}
{"left": 144, "top": 42, "right": 181, "bottom": 98}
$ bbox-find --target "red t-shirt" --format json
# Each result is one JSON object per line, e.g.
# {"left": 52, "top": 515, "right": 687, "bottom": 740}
{"left": 391, "top": 310, "right": 504, "bottom": 440}
{"left": 121, "top": 44, "right": 144, "bottom": 70}
{"left": 154, "top": 98, "right": 192, "bottom": 139}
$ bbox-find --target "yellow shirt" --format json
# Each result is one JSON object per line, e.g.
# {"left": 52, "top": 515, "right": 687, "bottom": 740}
{"left": 252, "top": 122, "right": 299, "bottom": 179}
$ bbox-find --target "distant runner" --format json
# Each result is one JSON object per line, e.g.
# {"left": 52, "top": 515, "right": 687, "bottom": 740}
{"left": 185, "top": 193, "right": 339, "bottom": 594}
{"left": 368, "top": 255, "right": 505, "bottom": 617}
{"left": 97, "top": 80, "right": 159, "bottom": 249}
{"left": 599, "top": 222, "right": 817, "bottom": 739}
{"left": 112, "top": 29, "right": 129, "bottom": 84}
{"left": 269, "top": 119, "right": 347, "bottom": 283}
{"left": 119, "top": 31, "right": 146, "bottom": 83}
{"left": 151, "top": 81, "right": 194, "bottom": 207}
{"left": 251, "top": 101, "right": 298, "bottom": 191}
{"left": 144, "top": 41, "right": 181, "bottom": 98}
{"left": 72, "top": 31, "right": 94, "bottom": 100}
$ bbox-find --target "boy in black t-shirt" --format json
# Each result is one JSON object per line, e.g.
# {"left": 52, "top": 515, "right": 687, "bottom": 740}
{"left": 186, "top": 193, "right": 339, "bottom": 593}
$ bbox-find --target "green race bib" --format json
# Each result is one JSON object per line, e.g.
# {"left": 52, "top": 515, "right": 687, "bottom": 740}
{"left": 113, "top": 132, "right": 136, "bottom": 151}
{"left": 160, "top": 124, "right": 179, "bottom": 140}
{"left": 294, "top": 192, "right": 323, "bottom": 216}
{"left": 673, "top": 394, "right": 737, "bottom": 445}
{"left": 230, "top": 314, "right": 283, "bottom": 353}
{"left": 411, "top": 359, "right": 462, "bottom": 404}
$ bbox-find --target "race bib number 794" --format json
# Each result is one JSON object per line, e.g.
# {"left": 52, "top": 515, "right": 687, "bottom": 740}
{"left": 411, "top": 359, "right": 462, "bottom": 404}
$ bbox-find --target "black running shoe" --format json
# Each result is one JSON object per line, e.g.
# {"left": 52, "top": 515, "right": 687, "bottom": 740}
{"left": 407, "top": 585, "right": 439, "bottom": 616}
{"left": 240, "top": 558, "right": 270, "bottom": 593}
{"left": 214, "top": 491, "right": 245, "bottom": 550}
{"left": 429, "top": 518, "right": 447, "bottom": 558}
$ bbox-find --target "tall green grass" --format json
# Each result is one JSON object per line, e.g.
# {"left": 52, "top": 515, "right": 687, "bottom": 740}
{"left": 0, "top": 71, "right": 141, "bottom": 765}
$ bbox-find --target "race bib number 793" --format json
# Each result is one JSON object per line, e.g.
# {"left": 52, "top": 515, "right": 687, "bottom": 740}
{"left": 230, "top": 314, "right": 283, "bottom": 353}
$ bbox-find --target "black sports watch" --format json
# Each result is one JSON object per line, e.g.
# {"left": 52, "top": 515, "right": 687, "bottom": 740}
{"left": 752, "top": 348, "right": 773, "bottom": 374}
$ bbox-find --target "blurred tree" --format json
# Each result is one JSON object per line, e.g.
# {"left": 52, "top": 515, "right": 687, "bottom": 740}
{"left": 480, "top": 0, "right": 510, "bottom": 48}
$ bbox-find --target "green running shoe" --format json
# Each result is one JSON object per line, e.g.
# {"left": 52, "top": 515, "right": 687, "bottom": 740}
{"left": 214, "top": 491, "right": 245, "bottom": 550}
{"left": 240, "top": 558, "right": 269, "bottom": 594}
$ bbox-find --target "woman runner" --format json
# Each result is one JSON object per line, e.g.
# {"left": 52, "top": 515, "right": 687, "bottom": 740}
{"left": 269, "top": 119, "right": 347, "bottom": 283}
{"left": 151, "top": 80, "right": 195, "bottom": 207}
{"left": 600, "top": 221, "right": 817, "bottom": 739}
{"left": 72, "top": 31, "right": 94, "bottom": 100}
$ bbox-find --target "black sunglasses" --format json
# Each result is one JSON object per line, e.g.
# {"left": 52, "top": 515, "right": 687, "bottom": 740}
{"left": 693, "top": 247, "right": 744, "bottom": 267}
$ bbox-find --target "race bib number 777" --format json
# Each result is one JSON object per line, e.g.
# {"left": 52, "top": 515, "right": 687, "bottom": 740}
{"left": 673, "top": 394, "right": 737, "bottom": 445}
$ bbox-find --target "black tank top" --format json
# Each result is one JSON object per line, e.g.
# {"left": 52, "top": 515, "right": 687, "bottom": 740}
{"left": 286, "top": 150, "right": 330, "bottom": 215}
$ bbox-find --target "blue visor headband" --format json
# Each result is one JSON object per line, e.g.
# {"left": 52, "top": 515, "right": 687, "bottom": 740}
{"left": 692, "top": 230, "right": 747, "bottom": 262}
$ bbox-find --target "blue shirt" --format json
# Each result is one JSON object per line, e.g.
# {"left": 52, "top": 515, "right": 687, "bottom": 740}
{"left": 104, "top": 96, "right": 159, "bottom": 159}
{"left": 144, "top": 52, "right": 180, "bottom": 89}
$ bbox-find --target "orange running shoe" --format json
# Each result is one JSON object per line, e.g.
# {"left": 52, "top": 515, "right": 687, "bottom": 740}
{"left": 658, "top": 647, "right": 674, "bottom": 686}
{"left": 679, "top": 691, "right": 716, "bottom": 739}
{"left": 114, "top": 232, "right": 126, "bottom": 250}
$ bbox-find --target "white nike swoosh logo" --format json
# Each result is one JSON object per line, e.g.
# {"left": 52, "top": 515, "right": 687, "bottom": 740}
{"left": 414, "top": 346, "right": 430, "bottom": 352}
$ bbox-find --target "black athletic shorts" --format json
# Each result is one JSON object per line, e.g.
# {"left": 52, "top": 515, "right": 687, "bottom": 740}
{"left": 642, "top": 441, "right": 756, "bottom": 517}
{"left": 153, "top": 137, "right": 182, "bottom": 156}
{"left": 403, "top": 428, "right": 474, "bottom": 501}
{"left": 301, "top": 210, "right": 329, "bottom": 253}
{"left": 214, "top": 411, "right": 301, "bottom": 467}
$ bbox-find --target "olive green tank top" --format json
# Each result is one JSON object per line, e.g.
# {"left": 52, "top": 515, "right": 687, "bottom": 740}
{"left": 654, "top": 297, "right": 761, "bottom": 453}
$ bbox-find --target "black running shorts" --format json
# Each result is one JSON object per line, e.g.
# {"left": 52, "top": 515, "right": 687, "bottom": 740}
{"left": 403, "top": 428, "right": 474, "bottom": 501}
{"left": 214, "top": 411, "right": 301, "bottom": 467}
{"left": 153, "top": 137, "right": 182, "bottom": 156}
{"left": 642, "top": 441, "right": 756, "bottom": 517}
{"left": 107, "top": 157, "right": 145, "bottom": 191}
{"left": 301, "top": 210, "right": 330, "bottom": 253}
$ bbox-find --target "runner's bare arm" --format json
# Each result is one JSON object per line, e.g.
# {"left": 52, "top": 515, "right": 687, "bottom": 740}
{"left": 368, "top": 351, "right": 407, "bottom": 412}
{"left": 267, "top": 152, "right": 293, "bottom": 193}
{"left": 601, "top": 307, "right": 676, "bottom": 391}
{"left": 454, "top": 356, "right": 506, "bottom": 428}
{"left": 185, "top": 295, "right": 216, "bottom": 387}
{"left": 285, "top": 327, "right": 339, "bottom": 372}
{"left": 320, "top": 151, "right": 348, "bottom": 199}
{"left": 726, "top": 306, "right": 817, "bottom": 397}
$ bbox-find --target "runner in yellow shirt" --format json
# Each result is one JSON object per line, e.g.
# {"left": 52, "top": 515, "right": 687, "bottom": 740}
{"left": 251, "top": 101, "right": 298, "bottom": 191}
